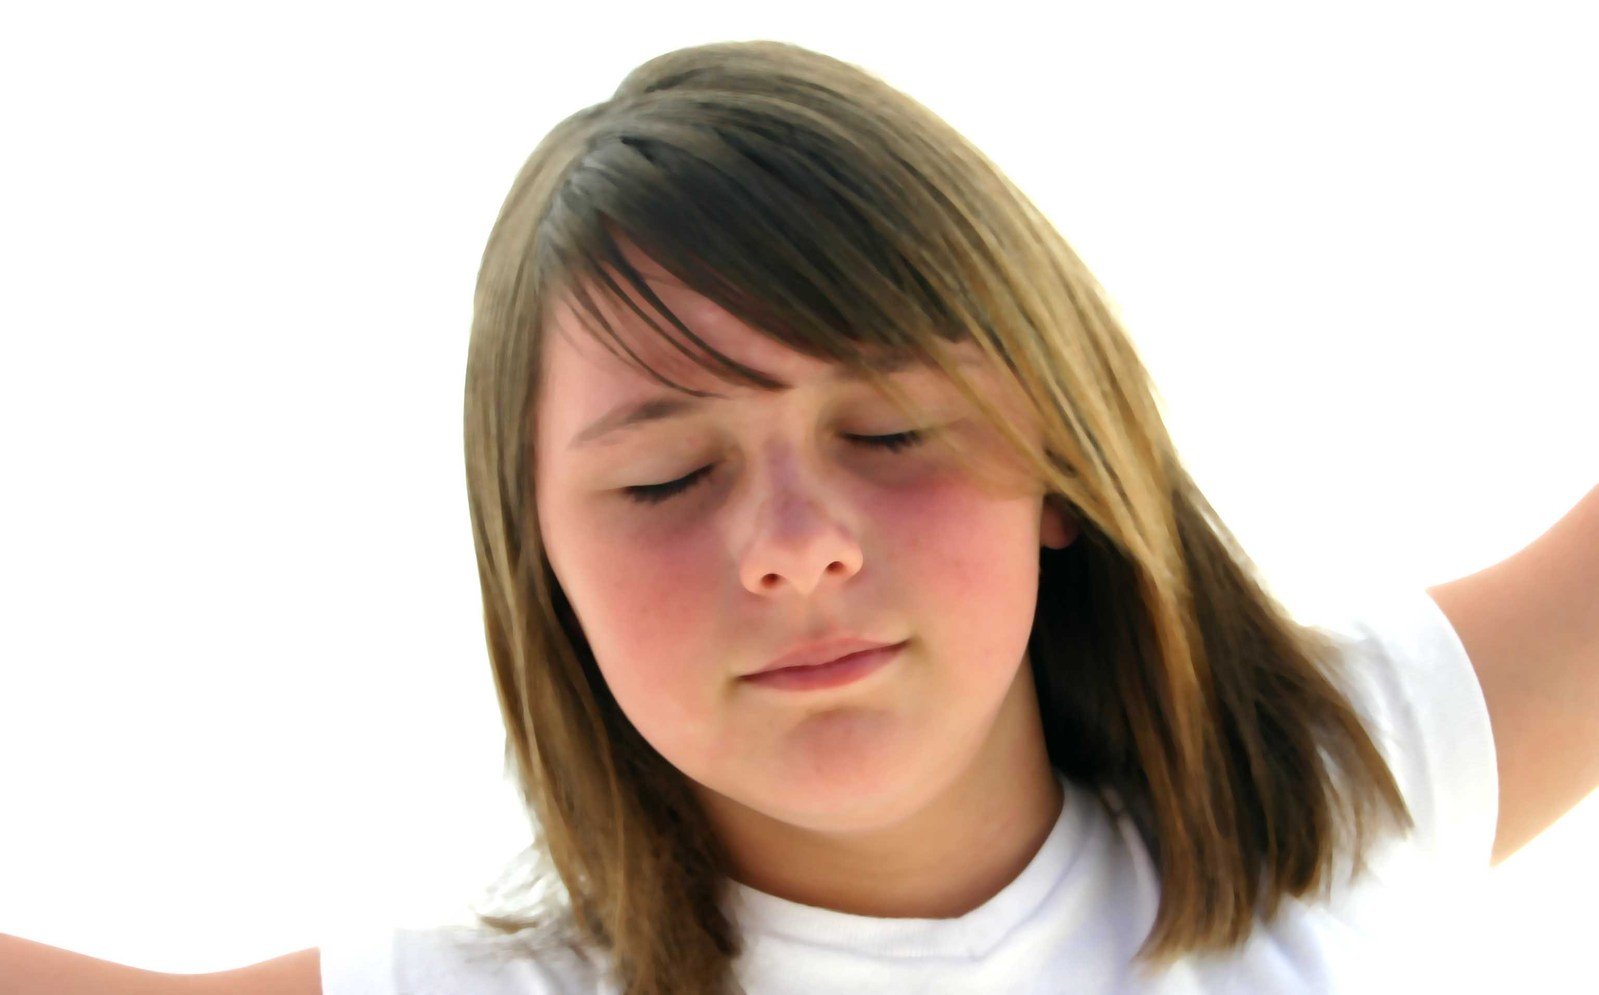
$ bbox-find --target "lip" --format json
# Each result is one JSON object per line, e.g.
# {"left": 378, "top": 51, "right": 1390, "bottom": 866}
{"left": 740, "top": 640, "right": 906, "bottom": 691}
{"left": 747, "top": 636, "right": 902, "bottom": 677}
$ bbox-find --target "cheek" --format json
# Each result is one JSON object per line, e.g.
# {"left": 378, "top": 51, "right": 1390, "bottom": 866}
{"left": 872, "top": 473, "right": 1037, "bottom": 590}
{"left": 870, "top": 478, "right": 1042, "bottom": 670}
{"left": 558, "top": 520, "right": 721, "bottom": 737}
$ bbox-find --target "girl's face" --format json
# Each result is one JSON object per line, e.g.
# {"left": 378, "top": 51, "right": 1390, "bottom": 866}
{"left": 532, "top": 260, "right": 1075, "bottom": 838}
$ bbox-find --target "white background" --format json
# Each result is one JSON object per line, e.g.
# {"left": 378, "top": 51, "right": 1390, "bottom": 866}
{"left": 1, "top": 1, "right": 1594, "bottom": 989}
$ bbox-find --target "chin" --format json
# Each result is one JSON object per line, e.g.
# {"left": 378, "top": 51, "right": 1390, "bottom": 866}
{"left": 748, "top": 758, "right": 940, "bottom": 834}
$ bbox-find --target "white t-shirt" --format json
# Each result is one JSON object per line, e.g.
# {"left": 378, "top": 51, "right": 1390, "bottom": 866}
{"left": 320, "top": 586, "right": 1498, "bottom": 994}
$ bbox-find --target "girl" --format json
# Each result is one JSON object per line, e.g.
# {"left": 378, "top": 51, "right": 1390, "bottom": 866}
{"left": 6, "top": 37, "right": 1595, "bottom": 995}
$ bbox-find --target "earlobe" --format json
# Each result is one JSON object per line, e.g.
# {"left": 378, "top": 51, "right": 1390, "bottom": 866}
{"left": 1040, "top": 495, "right": 1080, "bottom": 550}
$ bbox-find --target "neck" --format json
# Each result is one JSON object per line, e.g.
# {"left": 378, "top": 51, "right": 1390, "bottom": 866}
{"left": 704, "top": 661, "right": 1064, "bottom": 919}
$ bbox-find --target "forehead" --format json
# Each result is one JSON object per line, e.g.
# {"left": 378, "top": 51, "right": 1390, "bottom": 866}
{"left": 531, "top": 242, "right": 1001, "bottom": 454}
{"left": 540, "top": 273, "right": 822, "bottom": 403}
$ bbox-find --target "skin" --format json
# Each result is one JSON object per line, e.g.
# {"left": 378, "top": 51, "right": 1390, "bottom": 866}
{"left": 533, "top": 248, "right": 1080, "bottom": 919}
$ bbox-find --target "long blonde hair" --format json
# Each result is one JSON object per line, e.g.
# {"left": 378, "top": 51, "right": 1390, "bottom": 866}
{"left": 462, "top": 39, "right": 1410, "bottom": 995}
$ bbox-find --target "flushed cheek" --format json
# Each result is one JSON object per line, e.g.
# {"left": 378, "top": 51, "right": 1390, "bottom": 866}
{"left": 588, "top": 523, "right": 715, "bottom": 633}
{"left": 540, "top": 531, "right": 720, "bottom": 766}
{"left": 874, "top": 486, "right": 1040, "bottom": 675}
{"left": 580, "top": 566, "right": 723, "bottom": 760}
{"left": 872, "top": 478, "right": 1029, "bottom": 584}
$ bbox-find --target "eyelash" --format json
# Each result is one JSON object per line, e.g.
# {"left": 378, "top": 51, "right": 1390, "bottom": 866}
{"left": 622, "top": 430, "right": 929, "bottom": 506}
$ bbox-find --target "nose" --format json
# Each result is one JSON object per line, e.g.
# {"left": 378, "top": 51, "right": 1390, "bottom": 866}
{"left": 738, "top": 456, "right": 864, "bottom": 598}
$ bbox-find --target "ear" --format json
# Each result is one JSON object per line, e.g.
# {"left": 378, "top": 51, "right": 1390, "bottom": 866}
{"left": 1041, "top": 494, "right": 1080, "bottom": 550}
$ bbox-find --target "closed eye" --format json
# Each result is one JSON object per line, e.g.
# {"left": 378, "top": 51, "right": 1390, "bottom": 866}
{"left": 622, "top": 430, "right": 930, "bottom": 506}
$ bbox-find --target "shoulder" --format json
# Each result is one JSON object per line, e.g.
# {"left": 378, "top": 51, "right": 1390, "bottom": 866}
{"left": 1305, "top": 585, "right": 1499, "bottom": 869}
{"left": 319, "top": 921, "right": 611, "bottom": 995}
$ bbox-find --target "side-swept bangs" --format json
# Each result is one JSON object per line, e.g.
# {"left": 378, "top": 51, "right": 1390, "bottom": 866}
{"left": 528, "top": 88, "right": 1071, "bottom": 496}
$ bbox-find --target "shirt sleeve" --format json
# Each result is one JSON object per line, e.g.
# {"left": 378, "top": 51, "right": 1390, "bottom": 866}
{"left": 1313, "top": 585, "right": 1500, "bottom": 872}
{"left": 319, "top": 921, "right": 607, "bottom": 994}
{"left": 318, "top": 926, "right": 399, "bottom": 995}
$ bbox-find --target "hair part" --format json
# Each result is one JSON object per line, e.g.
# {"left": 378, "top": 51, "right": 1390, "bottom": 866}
{"left": 463, "top": 39, "right": 1410, "bottom": 994}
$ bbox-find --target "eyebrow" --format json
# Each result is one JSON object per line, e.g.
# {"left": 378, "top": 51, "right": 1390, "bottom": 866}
{"left": 567, "top": 353, "right": 970, "bottom": 450}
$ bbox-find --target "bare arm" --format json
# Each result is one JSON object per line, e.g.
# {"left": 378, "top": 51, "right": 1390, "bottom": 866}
{"left": 0, "top": 933, "right": 321, "bottom": 995}
{"left": 1425, "top": 482, "right": 1599, "bottom": 864}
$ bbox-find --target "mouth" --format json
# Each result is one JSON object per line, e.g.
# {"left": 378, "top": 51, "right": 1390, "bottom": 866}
{"left": 738, "top": 641, "right": 906, "bottom": 691}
